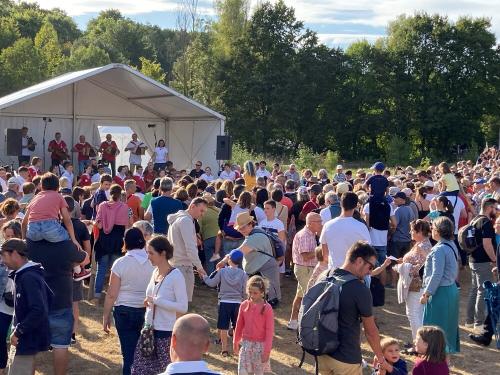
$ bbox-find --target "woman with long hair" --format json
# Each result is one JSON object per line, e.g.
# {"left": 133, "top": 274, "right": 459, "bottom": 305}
{"left": 242, "top": 161, "right": 257, "bottom": 191}
{"left": 152, "top": 139, "right": 168, "bottom": 172}
{"left": 93, "top": 184, "right": 130, "bottom": 300}
{"left": 415, "top": 186, "right": 431, "bottom": 219}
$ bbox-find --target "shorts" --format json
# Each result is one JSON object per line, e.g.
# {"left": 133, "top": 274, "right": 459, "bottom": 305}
{"left": 294, "top": 265, "right": 314, "bottom": 298}
{"left": 48, "top": 308, "right": 74, "bottom": 349}
{"left": 26, "top": 220, "right": 69, "bottom": 243}
{"left": 217, "top": 302, "right": 240, "bottom": 330}
{"left": 317, "top": 355, "right": 362, "bottom": 375}
{"left": 72, "top": 281, "right": 83, "bottom": 302}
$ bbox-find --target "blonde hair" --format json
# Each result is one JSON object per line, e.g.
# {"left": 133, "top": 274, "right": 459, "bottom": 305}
{"left": 380, "top": 337, "right": 400, "bottom": 352}
{"left": 246, "top": 275, "right": 268, "bottom": 314}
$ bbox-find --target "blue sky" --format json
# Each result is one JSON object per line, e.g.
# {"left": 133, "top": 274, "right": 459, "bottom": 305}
{"left": 32, "top": 0, "right": 499, "bottom": 48}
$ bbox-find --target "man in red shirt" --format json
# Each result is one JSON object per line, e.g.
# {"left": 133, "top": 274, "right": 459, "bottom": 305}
{"left": 72, "top": 135, "right": 93, "bottom": 175}
{"left": 299, "top": 184, "right": 322, "bottom": 221}
{"left": 133, "top": 165, "right": 146, "bottom": 193}
{"left": 99, "top": 134, "right": 119, "bottom": 177}
{"left": 48, "top": 132, "right": 68, "bottom": 167}
{"left": 113, "top": 165, "right": 128, "bottom": 188}
{"left": 125, "top": 179, "right": 143, "bottom": 222}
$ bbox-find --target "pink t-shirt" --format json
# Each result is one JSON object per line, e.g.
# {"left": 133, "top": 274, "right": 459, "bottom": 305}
{"left": 27, "top": 190, "right": 68, "bottom": 222}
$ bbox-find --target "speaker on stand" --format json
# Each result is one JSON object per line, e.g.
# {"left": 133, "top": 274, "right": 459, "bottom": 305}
{"left": 216, "top": 135, "right": 232, "bottom": 161}
{"left": 5, "top": 129, "right": 22, "bottom": 156}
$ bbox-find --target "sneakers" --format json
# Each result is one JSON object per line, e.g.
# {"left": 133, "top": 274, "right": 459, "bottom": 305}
{"left": 287, "top": 320, "right": 298, "bottom": 330}
{"left": 73, "top": 269, "right": 91, "bottom": 282}
{"left": 209, "top": 253, "right": 221, "bottom": 262}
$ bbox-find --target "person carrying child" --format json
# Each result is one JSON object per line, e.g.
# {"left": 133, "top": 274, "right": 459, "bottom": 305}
{"left": 233, "top": 275, "right": 274, "bottom": 375}
{"left": 413, "top": 326, "right": 450, "bottom": 375}
{"left": 372, "top": 338, "right": 407, "bottom": 375}
{"left": 437, "top": 162, "right": 459, "bottom": 197}
{"left": 203, "top": 249, "right": 248, "bottom": 357}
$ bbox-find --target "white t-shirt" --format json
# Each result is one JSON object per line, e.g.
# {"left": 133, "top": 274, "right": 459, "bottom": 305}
{"left": 127, "top": 141, "right": 145, "bottom": 165}
{"left": 219, "top": 170, "right": 236, "bottom": 181}
{"left": 200, "top": 173, "right": 214, "bottom": 182}
{"left": 144, "top": 268, "right": 188, "bottom": 331}
{"left": 0, "top": 278, "right": 14, "bottom": 316}
{"left": 154, "top": 147, "right": 168, "bottom": 164}
{"left": 425, "top": 193, "right": 436, "bottom": 202}
{"left": 256, "top": 168, "right": 271, "bottom": 179}
{"left": 259, "top": 218, "right": 285, "bottom": 234}
{"left": 61, "top": 171, "right": 74, "bottom": 184}
{"left": 319, "top": 207, "right": 332, "bottom": 224}
{"left": 111, "top": 250, "right": 155, "bottom": 308}
{"left": 447, "top": 195, "right": 466, "bottom": 234}
{"left": 363, "top": 203, "right": 395, "bottom": 246}
{"left": 320, "top": 216, "right": 371, "bottom": 269}
{"left": 253, "top": 206, "right": 266, "bottom": 225}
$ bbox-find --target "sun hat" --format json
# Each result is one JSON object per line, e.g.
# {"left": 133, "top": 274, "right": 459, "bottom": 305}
{"left": 234, "top": 212, "right": 255, "bottom": 231}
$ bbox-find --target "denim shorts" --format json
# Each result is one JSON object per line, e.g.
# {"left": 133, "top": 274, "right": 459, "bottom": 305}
{"left": 48, "top": 308, "right": 74, "bottom": 348}
{"left": 26, "top": 220, "right": 70, "bottom": 243}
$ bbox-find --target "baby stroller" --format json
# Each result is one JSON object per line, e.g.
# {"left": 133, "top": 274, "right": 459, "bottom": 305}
{"left": 483, "top": 280, "right": 500, "bottom": 349}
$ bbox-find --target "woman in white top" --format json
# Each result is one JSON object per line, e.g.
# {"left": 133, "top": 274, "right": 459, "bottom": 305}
{"left": 200, "top": 166, "right": 215, "bottom": 182}
{"left": 102, "top": 228, "right": 154, "bottom": 375}
{"left": 132, "top": 235, "right": 188, "bottom": 374}
{"left": 152, "top": 139, "right": 168, "bottom": 172}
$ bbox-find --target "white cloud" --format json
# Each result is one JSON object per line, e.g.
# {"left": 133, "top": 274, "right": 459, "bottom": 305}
{"left": 318, "top": 33, "right": 384, "bottom": 47}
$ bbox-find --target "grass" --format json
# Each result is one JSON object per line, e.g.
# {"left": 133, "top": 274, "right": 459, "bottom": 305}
{"left": 33, "top": 269, "right": 499, "bottom": 374}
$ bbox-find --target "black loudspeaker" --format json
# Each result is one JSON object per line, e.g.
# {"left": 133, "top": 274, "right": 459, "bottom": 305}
{"left": 216, "top": 135, "right": 232, "bottom": 160}
{"left": 5, "top": 129, "right": 22, "bottom": 156}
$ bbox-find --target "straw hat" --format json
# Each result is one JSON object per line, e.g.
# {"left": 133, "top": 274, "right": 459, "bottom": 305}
{"left": 234, "top": 212, "right": 255, "bottom": 231}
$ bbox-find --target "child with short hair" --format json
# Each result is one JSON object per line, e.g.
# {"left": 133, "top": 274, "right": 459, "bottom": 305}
{"left": 374, "top": 338, "right": 407, "bottom": 374}
{"left": 203, "top": 249, "right": 248, "bottom": 356}
{"left": 306, "top": 246, "right": 328, "bottom": 291}
{"left": 413, "top": 326, "right": 449, "bottom": 375}
{"left": 22, "top": 173, "right": 82, "bottom": 252}
{"left": 234, "top": 275, "right": 274, "bottom": 374}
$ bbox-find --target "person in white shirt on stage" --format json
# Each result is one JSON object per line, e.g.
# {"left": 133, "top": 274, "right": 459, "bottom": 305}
{"left": 153, "top": 139, "right": 168, "bottom": 172}
{"left": 125, "top": 133, "right": 147, "bottom": 174}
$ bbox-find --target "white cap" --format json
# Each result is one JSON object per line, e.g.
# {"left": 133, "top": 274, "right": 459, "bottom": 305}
{"left": 7, "top": 177, "right": 21, "bottom": 185}
{"left": 336, "top": 164, "right": 343, "bottom": 170}
{"left": 402, "top": 187, "right": 413, "bottom": 197}
{"left": 389, "top": 186, "right": 400, "bottom": 196}
{"left": 423, "top": 180, "right": 434, "bottom": 188}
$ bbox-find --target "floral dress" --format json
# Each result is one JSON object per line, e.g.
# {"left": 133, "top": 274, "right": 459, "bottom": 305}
{"left": 402, "top": 239, "right": 432, "bottom": 289}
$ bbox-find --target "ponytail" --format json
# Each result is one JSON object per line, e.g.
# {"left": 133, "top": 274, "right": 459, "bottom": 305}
{"left": 437, "top": 196, "right": 453, "bottom": 216}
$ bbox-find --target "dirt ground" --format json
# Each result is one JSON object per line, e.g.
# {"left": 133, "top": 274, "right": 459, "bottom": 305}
{"left": 33, "top": 269, "right": 499, "bottom": 374}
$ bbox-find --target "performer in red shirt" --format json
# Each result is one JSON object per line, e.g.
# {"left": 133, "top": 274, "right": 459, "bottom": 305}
{"left": 78, "top": 164, "right": 92, "bottom": 187}
{"left": 99, "top": 133, "right": 119, "bottom": 177}
{"left": 142, "top": 162, "right": 156, "bottom": 192}
{"left": 48, "top": 132, "right": 69, "bottom": 166}
{"left": 28, "top": 157, "right": 43, "bottom": 179}
{"left": 72, "top": 135, "right": 94, "bottom": 175}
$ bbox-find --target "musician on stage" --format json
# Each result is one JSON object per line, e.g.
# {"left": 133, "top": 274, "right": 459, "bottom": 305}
{"left": 48, "top": 132, "right": 69, "bottom": 167}
{"left": 99, "top": 133, "right": 119, "bottom": 177}
{"left": 124, "top": 133, "right": 147, "bottom": 174}
{"left": 72, "top": 135, "right": 94, "bottom": 174}
{"left": 19, "top": 126, "right": 36, "bottom": 166}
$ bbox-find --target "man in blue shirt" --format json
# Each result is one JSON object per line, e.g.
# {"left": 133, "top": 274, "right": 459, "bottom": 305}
{"left": 144, "top": 177, "right": 183, "bottom": 234}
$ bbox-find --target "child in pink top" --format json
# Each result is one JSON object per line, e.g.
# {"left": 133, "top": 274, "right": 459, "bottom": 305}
{"left": 22, "top": 173, "right": 81, "bottom": 251}
{"left": 233, "top": 275, "right": 274, "bottom": 375}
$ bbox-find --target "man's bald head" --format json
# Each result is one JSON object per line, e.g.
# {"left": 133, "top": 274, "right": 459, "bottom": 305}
{"left": 170, "top": 313, "right": 210, "bottom": 362}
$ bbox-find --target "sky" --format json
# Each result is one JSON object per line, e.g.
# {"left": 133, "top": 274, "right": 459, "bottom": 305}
{"left": 31, "top": 0, "right": 500, "bottom": 48}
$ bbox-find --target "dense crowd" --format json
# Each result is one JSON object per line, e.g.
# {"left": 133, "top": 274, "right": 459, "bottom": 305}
{"left": 0, "top": 132, "right": 499, "bottom": 375}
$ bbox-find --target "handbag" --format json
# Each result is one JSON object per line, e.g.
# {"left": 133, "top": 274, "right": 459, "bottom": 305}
{"left": 137, "top": 268, "right": 173, "bottom": 357}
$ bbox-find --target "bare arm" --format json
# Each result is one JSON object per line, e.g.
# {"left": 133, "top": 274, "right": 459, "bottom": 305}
{"left": 361, "top": 316, "right": 385, "bottom": 363}
{"left": 103, "top": 272, "right": 121, "bottom": 333}
{"left": 483, "top": 238, "right": 497, "bottom": 263}
{"left": 21, "top": 209, "right": 29, "bottom": 238}
{"left": 321, "top": 243, "right": 329, "bottom": 265}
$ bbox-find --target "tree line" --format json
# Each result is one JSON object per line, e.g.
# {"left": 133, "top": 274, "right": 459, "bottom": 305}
{"left": 0, "top": 0, "right": 499, "bottom": 164}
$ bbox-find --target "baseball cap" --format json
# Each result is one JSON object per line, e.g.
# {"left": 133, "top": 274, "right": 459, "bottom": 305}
{"left": 229, "top": 249, "right": 244, "bottom": 264}
{"left": 371, "top": 162, "right": 385, "bottom": 171}
{"left": 402, "top": 187, "right": 413, "bottom": 197}
{"left": 388, "top": 186, "right": 400, "bottom": 196}
{"left": 308, "top": 184, "right": 322, "bottom": 194}
{"left": 474, "top": 178, "right": 486, "bottom": 184}
{"left": 423, "top": 180, "right": 434, "bottom": 188}
{"left": 394, "top": 191, "right": 407, "bottom": 200}
{"left": 7, "top": 177, "right": 20, "bottom": 185}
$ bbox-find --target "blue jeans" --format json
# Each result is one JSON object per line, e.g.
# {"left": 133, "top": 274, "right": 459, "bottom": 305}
{"left": 373, "top": 245, "right": 387, "bottom": 266}
{"left": 0, "top": 312, "right": 12, "bottom": 369}
{"left": 94, "top": 254, "right": 119, "bottom": 297}
{"left": 203, "top": 237, "right": 217, "bottom": 275}
{"left": 113, "top": 305, "right": 145, "bottom": 375}
{"left": 78, "top": 160, "right": 90, "bottom": 175}
{"left": 26, "top": 220, "right": 70, "bottom": 242}
{"left": 222, "top": 238, "right": 244, "bottom": 255}
{"left": 48, "top": 308, "right": 74, "bottom": 349}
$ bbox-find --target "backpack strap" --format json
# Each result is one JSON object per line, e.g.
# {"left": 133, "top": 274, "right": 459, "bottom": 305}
{"left": 442, "top": 242, "right": 458, "bottom": 262}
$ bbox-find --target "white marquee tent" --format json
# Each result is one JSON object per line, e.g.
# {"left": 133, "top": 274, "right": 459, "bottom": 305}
{"left": 0, "top": 63, "right": 225, "bottom": 171}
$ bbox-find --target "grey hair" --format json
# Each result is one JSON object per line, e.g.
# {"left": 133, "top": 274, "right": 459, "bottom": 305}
{"left": 325, "top": 191, "right": 338, "bottom": 205}
{"left": 432, "top": 216, "right": 454, "bottom": 241}
{"left": 133, "top": 220, "right": 154, "bottom": 238}
{"left": 160, "top": 177, "right": 174, "bottom": 192}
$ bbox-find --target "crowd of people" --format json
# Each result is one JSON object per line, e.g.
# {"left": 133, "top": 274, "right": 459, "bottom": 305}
{"left": 0, "top": 132, "right": 498, "bottom": 375}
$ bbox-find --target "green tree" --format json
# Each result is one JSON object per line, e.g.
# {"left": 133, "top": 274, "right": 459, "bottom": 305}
{"left": 138, "top": 56, "right": 166, "bottom": 83}
{"left": 212, "top": 0, "right": 249, "bottom": 57}
{"left": 59, "top": 44, "right": 111, "bottom": 72}
{"left": 0, "top": 38, "right": 46, "bottom": 94}
{"left": 34, "top": 21, "right": 63, "bottom": 76}
{"left": 0, "top": 16, "right": 20, "bottom": 50}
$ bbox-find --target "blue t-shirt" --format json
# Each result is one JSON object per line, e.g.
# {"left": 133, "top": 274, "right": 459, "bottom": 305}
{"left": 150, "top": 196, "right": 183, "bottom": 234}
{"left": 366, "top": 174, "right": 388, "bottom": 197}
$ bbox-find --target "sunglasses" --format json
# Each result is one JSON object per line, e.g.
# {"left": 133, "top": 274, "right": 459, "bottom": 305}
{"left": 362, "top": 258, "right": 376, "bottom": 271}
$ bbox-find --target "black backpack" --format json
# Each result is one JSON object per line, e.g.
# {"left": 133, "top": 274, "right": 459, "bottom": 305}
{"left": 368, "top": 200, "right": 391, "bottom": 231}
{"left": 250, "top": 227, "right": 285, "bottom": 261}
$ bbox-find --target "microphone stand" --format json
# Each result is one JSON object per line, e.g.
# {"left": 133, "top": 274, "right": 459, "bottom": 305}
{"left": 42, "top": 117, "right": 51, "bottom": 168}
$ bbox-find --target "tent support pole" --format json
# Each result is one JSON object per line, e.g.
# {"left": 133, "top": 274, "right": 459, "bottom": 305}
{"left": 72, "top": 83, "right": 76, "bottom": 168}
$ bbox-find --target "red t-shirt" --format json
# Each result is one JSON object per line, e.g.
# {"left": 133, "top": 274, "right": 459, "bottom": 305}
{"left": 100, "top": 141, "right": 118, "bottom": 161}
{"left": 301, "top": 199, "right": 319, "bottom": 218}
{"left": 73, "top": 142, "right": 91, "bottom": 161}
{"left": 113, "top": 175, "right": 125, "bottom": 188}
{"left": 78, "top": 173, "right": 91, "bottom": 187}
{"left": 281, "top": 196, "right": 293, "bottom": 211}
{"left": 127, "top": 194, "right": 142, "bottom": 222}
{"left": 143, "top": 170, "right": 156, "bottom": 191}
{"left": 28, "top": 166, "right": 40, "bottom": 179}
{"left": 133, "top": 175, "right": 146, "bottom": 193}
{"left": 49, "top": 140, "right": 67, "bottom": 161}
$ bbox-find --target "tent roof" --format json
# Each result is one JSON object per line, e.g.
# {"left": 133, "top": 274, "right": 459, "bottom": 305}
{"left": 0, "top": 63, "right": 225, "bottom": 121}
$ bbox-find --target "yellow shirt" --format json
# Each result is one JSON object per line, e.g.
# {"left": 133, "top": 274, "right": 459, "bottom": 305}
{"left": 442, "top": 173, "right": 459, "bottom": 192}
{"left": 243, "top": 174, "right": 257, "bottom": 191}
